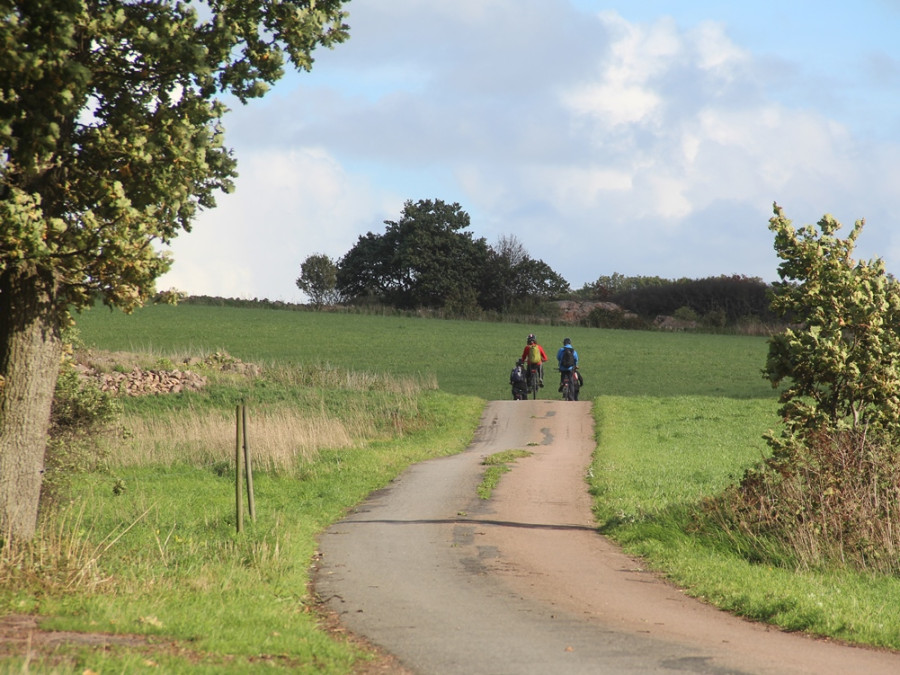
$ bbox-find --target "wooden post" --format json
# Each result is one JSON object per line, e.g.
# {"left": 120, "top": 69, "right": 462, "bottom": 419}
{"left": 242, "top": 402, "right": 256, "bottom": 521}
{"left": 235, "top": 404, "right": 243, "bottom": 533}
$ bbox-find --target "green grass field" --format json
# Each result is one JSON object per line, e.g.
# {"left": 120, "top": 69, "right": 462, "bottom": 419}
{"left": 75, "top": 303, "right": 775, "bottom": 400}
{"left": 3, "top": 302, "right": 898, "bottom": 673}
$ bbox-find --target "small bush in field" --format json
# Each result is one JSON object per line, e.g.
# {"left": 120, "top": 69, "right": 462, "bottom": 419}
{"left": 583, "top": 306, "right": 647, "bottom": 330}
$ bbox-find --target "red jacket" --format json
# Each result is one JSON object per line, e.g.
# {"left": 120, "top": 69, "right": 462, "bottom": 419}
{"left": 521, "top": 343, "right": 548, "bottom": 365}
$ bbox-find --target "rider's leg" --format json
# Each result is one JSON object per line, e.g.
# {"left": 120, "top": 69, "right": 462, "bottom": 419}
{"left": 539, "top": 363, "right": 544, "bottom": 387}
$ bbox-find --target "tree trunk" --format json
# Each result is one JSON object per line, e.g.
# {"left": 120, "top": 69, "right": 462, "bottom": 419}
{"left": 0, "top": 263, "right": 63, "bottom": 541}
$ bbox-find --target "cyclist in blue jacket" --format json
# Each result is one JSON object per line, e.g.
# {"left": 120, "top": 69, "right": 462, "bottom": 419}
{"left": 557, "top": 338, "right": 579, "bottom": 394}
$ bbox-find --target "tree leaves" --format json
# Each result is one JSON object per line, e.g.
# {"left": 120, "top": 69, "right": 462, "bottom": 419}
{"left": 1, "top": 0, "right": 349, "bottom": 315}
{"left": 0, "top": 0, "right": 350, "bottom": 540}
{"left": 296, "top": 253, "right": 340, "bottom": 309}
{"left": 335, "top": 200, "right": 570, "bottom": 312}
{"left": 764, "top": 203, "right": 900, "bottom": 452}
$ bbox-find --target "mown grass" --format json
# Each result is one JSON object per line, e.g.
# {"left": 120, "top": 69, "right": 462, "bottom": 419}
{"left": 591, "top": 396, "right": 776, "bottom": 520}
{"left": 590, "top": 395, "right": 900, "bottom": 649}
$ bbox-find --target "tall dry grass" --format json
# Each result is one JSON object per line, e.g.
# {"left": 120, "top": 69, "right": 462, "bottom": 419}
{"left": 102, "top": 366, "right": 439, "bottom": 473}
{"left": 1, "top": 362, "right": 439, "bottom": 597}
{"left": 105, "top": 406, "right": 355, "bottom": 470}
{"left": 710, "top": 429, "right": 900, "bottom": 574}
{"left": 0, "top": 502, "right": 143, "bottom": 593}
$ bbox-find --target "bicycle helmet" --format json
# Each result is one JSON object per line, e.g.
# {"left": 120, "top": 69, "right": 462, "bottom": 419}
{"left": 563, "top": 337, "right": 571, "bottom": 345}
{"left": 527, "top": 333, "right": 536, "bottom": 344}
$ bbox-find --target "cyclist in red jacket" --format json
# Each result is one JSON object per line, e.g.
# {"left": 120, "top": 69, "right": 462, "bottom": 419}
{"left": 520, "top": 333, "right": 548, "bottom": 387}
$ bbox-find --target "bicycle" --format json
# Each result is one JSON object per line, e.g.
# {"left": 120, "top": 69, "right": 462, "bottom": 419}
{"left": 560, "top": 369, "right": 577, "bottom": 401}
{"left": 526, "top": 364, "right": 540, "bottom": 400}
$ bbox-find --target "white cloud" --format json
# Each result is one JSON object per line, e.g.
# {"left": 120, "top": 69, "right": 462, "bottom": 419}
{"left": 690, "top": 21, "right": 749, "bottom": 75}
{"left": 159, "top": 147, "right": 393, "bottom": 300}
{"left": 562, "top": 83, "right": 660, "bottom": 127}
{"left": 158, "top": 2, "right": 900, "bottom": 298}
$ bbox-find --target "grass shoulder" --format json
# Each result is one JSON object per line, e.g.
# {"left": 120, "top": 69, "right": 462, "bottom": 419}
{"left": 589, "top": 395, "right": 900, "bottom": 650}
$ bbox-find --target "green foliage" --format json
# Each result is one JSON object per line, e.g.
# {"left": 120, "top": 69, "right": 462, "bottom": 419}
{"left": 480, "top": 235, "right": 570, "bottom": 312}
{"left": 709, "top": 204, "right": 900, "bottom": 573}
{"left": 603, "top": 274, "right": 775, "bottom": 325}
{"left": 673, "top": 306, "right": 699, "bottom": 323}
{"left": 0, "top": 0, "right": 349, "bottom": 314}
{"left": 337, "top": 209, "right": 569, "bottom": 313}
{"left": 296, "top": 253, "right": 340, "bottom": 309}
{"left": 582, "top": 305, "right": 648, "bottom": 330}
{"left": 578, "top": 272, "right": 671, "bottom": 300}
{"left": 43, "top": 352, "right": 121, "bottom": 506}
{"left": 337, "top": 199, "right": 489, "bottom": 309}
{"left": 443, "top": 283, "right": 482, "bottom": 319}
{"left": 764, "top": 203, "right": 900, "bottom": 447}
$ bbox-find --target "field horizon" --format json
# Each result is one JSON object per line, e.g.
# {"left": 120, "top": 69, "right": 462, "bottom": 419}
{"left": 75, "top": 302, "right": 778, "bottom": 402}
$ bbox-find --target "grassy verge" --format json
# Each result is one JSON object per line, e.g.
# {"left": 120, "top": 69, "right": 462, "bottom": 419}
{"left": 0, "top": 360, "right": 484, "bottom": 673}
{"left": 590, "top": 395, "right": 900, "bottom": 649}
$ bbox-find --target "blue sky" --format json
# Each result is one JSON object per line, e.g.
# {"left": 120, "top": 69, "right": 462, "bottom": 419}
{"left": 159, "top": 0, "right": 900, "bottom": 302}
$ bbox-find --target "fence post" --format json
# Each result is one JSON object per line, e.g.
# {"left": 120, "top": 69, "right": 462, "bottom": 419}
{"left": 242, "top": 401, "right": 256, "bottom": 521}
{"left": 235, "top": 404, "right": 243, "bottom": 533}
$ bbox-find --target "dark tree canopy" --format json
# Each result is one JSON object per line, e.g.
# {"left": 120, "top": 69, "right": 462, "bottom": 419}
{"left": 337, "top": 199, "right": 490, "bottom": 309}
{"left": 337, "top": 210, "right": 571, "bottom": 313}
{"left": 477, "top": 235, "right": 569, "bottom": 313}
{"left": 588, "top": 275, "right": 774, "bottom": 324}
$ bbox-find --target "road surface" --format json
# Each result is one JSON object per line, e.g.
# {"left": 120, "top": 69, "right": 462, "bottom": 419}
{"left": 315, "top": 400, "right": 900, "bottom": 674}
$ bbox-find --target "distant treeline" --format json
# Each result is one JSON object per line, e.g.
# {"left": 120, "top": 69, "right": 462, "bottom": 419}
{"left": 575, "top": 273, "right": 778, "bottom": 327}
{"left": 176, "top": 273, "right": 779, "bottom": 334}
{"left": 179, "top": 295, "right": 307, "bottom": 311}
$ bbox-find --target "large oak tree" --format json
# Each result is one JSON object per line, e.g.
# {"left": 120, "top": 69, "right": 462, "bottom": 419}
{"left": 0, "top": 0, "right": 349, "bottom": 540}
{"left": 337, "top": 199, "right": 490, "bottom": 309}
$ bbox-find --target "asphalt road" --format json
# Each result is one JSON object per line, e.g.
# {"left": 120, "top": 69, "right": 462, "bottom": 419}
{"left": 314, "top": 400, "right": 900, "bottom": 675}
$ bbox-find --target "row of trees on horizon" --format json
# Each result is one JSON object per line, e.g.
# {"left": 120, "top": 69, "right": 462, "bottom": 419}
{"left": 295, "top": 199, "right": 777, "bottom": 327}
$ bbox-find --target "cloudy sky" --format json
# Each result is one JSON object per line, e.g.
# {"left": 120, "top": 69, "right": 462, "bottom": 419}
{"left": 158, "top": 0, "right": 900, "bottom": 302}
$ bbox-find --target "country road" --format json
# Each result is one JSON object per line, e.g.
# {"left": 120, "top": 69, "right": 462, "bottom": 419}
{"left": 314, "top": 400, "right": 900, "bottom": 674}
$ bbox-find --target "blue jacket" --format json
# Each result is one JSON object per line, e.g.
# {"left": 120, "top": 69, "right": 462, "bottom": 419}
{"left": 557, "top": 345, "right": 578, "bottom": 371}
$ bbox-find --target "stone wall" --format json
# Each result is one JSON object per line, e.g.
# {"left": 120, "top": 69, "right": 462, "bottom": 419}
{"left": 77, "top": 365, "right": 207, "bottom": 396}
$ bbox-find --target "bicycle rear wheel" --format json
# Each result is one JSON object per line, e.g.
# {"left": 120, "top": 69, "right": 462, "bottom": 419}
{"left": 562, "top": 372, "right": 575, "bottom": 401}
